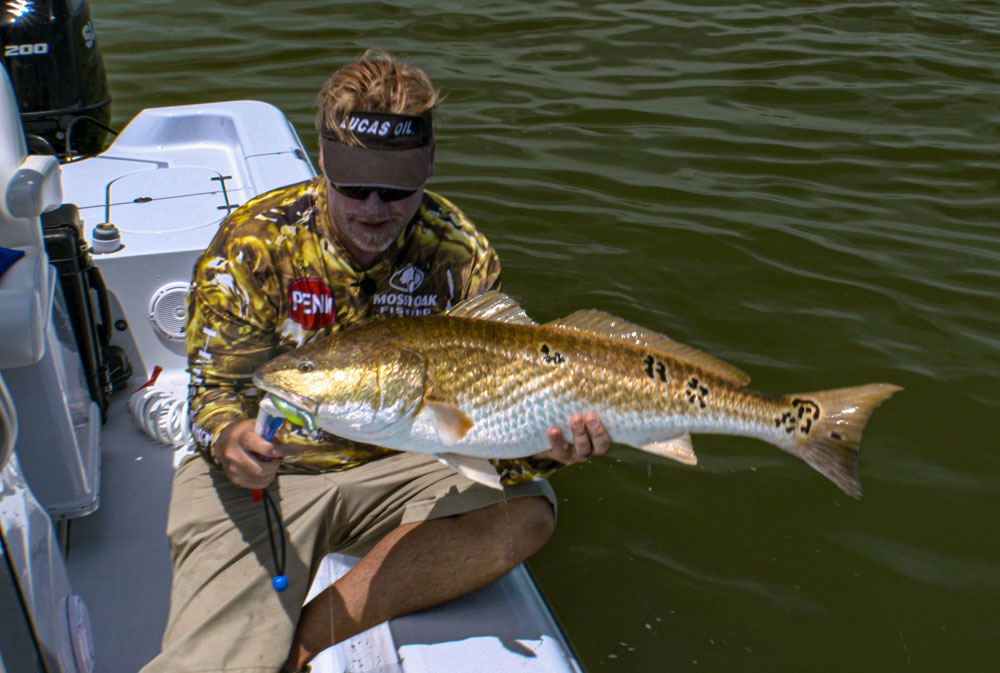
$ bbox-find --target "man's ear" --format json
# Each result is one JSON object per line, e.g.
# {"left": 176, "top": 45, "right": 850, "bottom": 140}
{"left": 426, "top": 141, "right": 435, "bottom": 180}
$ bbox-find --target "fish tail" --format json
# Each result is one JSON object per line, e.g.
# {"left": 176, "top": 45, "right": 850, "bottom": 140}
{"left": 778, "top": 383, "right": 902, "bottom": 498}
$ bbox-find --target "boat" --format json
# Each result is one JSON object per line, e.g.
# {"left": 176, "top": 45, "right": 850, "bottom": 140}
{"left": 0, "top": 4, "right": 583, "bottom": 671}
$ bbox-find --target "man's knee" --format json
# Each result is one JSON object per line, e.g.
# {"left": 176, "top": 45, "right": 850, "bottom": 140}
{"left": 461, "top": 495, "right": 554, "bottom": 564}
{"left": 513, "top": 495, "right": 556, "bottom": 555}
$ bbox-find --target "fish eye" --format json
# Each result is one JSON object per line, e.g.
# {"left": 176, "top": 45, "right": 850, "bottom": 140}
{"left": 297, "top": 360, "right": 315, "bottom": 373}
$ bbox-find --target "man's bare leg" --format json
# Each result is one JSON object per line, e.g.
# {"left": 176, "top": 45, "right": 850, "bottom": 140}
{"left": 282, "top": 495, "right": 555, "bottom": 672}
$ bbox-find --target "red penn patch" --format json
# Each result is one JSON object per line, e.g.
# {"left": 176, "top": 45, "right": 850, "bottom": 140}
{"left": 288, "top": 278, "right": 336, "bottom": 329}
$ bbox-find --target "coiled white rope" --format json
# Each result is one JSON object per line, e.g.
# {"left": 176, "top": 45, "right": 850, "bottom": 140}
{"left": 128, "top": 366, "right": 192, "bottom": 449}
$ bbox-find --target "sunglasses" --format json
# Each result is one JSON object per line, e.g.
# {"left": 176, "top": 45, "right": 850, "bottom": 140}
{"left": 330, "top": 183, "right": 418, "bottom": 202}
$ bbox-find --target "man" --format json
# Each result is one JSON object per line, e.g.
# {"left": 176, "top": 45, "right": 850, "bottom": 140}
{"left": 141, "top": 50, "right": 609, "bottom": 673}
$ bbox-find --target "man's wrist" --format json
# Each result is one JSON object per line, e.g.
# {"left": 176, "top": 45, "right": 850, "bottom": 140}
{"left": 209, "top": 417, "right": 249, "bottom": 464}
{"left": 191, "top": 412, "right": 246, "bottom": 462}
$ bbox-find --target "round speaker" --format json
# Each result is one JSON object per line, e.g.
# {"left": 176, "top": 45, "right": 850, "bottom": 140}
{"left": 149, "top": 283, "right": 190, "bottom": 341}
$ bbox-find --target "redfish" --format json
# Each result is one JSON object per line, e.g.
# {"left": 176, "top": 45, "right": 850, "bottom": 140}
{"left": 253, "top": 292, "right": 900, "bottom": 496}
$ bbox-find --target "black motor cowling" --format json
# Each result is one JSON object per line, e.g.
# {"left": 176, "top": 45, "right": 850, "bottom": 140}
{"left": 1, "top": 0, "right": 112, "bottom": 159}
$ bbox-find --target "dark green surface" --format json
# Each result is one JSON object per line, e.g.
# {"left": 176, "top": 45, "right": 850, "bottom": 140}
{"left": 91, "top": 1, "right": 999, "bottom": 670}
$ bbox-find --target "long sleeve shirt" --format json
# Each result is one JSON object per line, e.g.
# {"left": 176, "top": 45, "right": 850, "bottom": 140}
{"left": 185, "top": 176, "right": 559, "bottom": 484}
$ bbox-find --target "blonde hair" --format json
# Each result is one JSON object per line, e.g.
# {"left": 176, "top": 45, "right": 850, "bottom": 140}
{"left": 316, "top": 49, "right": 441, "bottom": 146}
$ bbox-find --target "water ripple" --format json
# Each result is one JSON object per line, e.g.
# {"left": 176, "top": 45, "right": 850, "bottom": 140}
{"left": 88, "top": 1, "right": 1000, "bottom": 669}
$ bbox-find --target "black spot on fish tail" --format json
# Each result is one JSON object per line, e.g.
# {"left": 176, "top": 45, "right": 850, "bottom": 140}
{"left": 782, "top": 383, "right": 902, "bottom": 498}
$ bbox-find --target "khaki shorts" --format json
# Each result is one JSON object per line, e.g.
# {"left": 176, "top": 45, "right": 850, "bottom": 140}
{"left": 139, "top": 451, "right": 555, "bottom": 673}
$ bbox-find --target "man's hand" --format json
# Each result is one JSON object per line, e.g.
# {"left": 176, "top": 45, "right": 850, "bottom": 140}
{"left": 535, "top": 412, "right": 611, "bottom": 465}
{"left": 213, "top": 419, "right": 286, "bottom": 489}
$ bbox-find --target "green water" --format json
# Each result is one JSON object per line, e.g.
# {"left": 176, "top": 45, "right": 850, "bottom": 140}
{"left": 91, "top": 1, "right": 999, "bottom": 670}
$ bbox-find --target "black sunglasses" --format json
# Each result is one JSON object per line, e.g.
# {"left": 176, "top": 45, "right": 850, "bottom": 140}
{"left": 330, "top": 183, "right": 418, "bottom": 202}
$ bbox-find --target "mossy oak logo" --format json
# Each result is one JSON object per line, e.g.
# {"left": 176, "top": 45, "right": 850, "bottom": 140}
{"left": 83, "top": 21, "right": 96, "bottom": 49}
{"left": 374, "top": 266, "right": 437, "bottom": 316}
{"left": 389, "top": 266, "right": 425, "bottom": 293}
{"left": 288, "top": 278, "right": 335, "bottom": 329}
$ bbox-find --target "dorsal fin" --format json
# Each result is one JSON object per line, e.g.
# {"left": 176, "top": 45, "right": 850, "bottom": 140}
{"left": 547, "top": 309, "right": 751, "bottom": 386}
{"left": 446, "top": 291, "right": 537, "bottom": 325}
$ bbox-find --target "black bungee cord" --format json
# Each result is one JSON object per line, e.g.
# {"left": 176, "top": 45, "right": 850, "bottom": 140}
{"left": 261, "top": 490, "right": 289, "bottom": 592}
{"left": 254, "top": 400, "right": 289, "bottom": 592}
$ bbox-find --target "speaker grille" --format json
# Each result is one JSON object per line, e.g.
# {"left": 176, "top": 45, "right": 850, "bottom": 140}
{"left": 149, "top": 283, "right": 190, "bottom": 341}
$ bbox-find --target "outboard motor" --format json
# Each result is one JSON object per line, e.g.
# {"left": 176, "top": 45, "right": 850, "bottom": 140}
{"left": 0, "top": 0, "right": 111, "bottom": 159}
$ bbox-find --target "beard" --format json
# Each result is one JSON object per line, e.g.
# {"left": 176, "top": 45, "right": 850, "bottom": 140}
{"left": 340, "top": 218, "right": 405, "bottom": 255}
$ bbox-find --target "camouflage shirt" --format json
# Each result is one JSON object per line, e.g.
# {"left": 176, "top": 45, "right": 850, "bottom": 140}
{"left": 186, "top": 176, "right": 558, "bottom": 484}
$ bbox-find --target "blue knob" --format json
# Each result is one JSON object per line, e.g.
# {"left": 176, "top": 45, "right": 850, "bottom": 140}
{"left": 272, "top": 575, "right": 289, "bottom": 592}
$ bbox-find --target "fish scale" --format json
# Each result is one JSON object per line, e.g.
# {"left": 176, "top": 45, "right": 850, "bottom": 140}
{"left": 407, "top": 318, "right": 740, "bottom": 447}
{"left": 253, "top": 292, "right": 901, "bottom": 497}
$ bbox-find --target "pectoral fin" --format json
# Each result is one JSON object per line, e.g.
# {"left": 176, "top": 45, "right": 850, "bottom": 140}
{"left": 435, "top": 453, "right": 503, "bottom": 490}
{"left": 425, "top": 399, "right": 474, "bottom": 446}
{"left": 635, "top": 433, "right": 698, "bottom": 466}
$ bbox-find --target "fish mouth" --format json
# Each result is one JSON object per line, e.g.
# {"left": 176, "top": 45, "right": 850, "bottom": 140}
{"left": 252, "top": 374, "right": 319, "bottom": 427}
{"left": 267, "top": 394, "right": 317, "bottom": 432}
